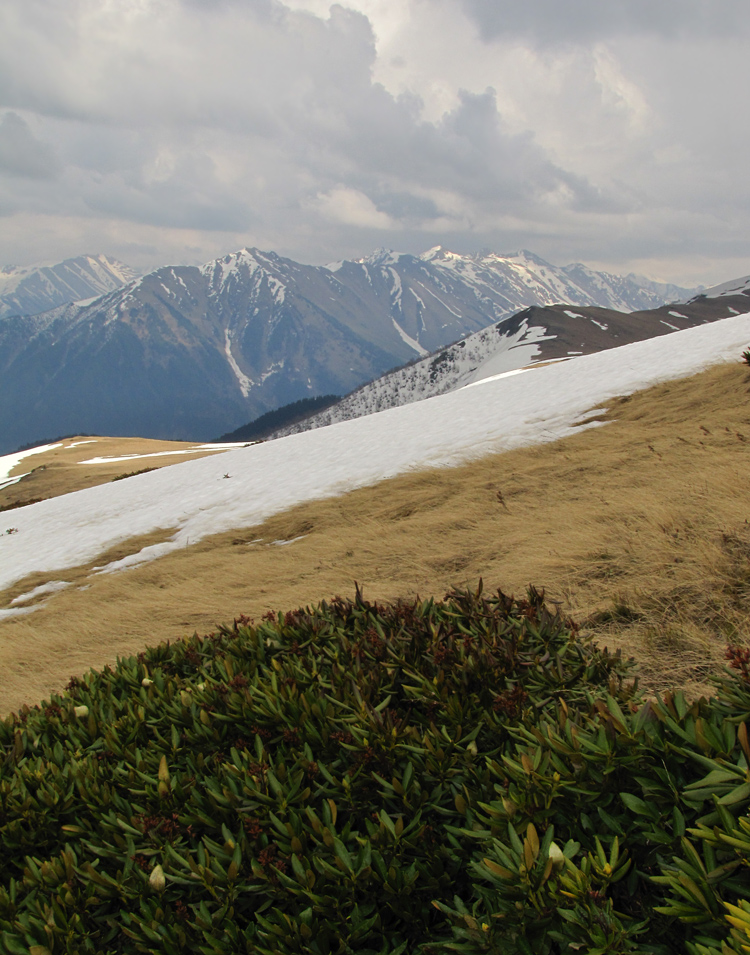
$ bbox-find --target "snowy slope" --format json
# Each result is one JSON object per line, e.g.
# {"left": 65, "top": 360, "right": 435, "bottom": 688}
{"left": 272, "top": 294, "right": 746, "bottom": 437}
{"left": 1, "top": 311, "right": 749, "bottom": 599}
{"left": 274, "top": 319, "right": 555, "bottom": 434}
{"left": 0, "top": 254, "right": 139, "bottom": 319}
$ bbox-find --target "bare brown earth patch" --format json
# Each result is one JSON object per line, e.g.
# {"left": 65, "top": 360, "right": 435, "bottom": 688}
{"left": 0, "top": 361, "right": 749, "bottom": 715}
{"left": 0, "top": 435, "right": 243, "bottom": 509}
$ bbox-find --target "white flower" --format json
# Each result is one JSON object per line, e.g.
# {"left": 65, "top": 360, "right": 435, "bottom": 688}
{"left": 73, "top": 705, "right": 89, "bottom": 718}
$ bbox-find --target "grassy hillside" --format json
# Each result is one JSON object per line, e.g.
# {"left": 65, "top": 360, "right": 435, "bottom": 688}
{"left": 0, "top": 360, "right": 748, "bottom": 714}
{"left": 0, "top": 437, "right": 241, "bottom": 511}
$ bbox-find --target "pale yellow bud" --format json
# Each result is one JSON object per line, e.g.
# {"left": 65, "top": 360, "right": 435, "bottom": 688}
{"left": 149, "top": 864, "right": 166, "bottom": 892}
{"left": 73, "top": 705, "right": 89, "bottom": 718}
{"left": 548, "top": 842, "right": 565, "bottom": 872}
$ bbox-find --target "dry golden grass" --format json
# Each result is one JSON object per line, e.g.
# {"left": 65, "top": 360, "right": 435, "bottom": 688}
{"left": 0, "top": 435, "right": 241, "bottom": 509}
{"left": 1, "top": 360, "right": 749, "bottom": 715}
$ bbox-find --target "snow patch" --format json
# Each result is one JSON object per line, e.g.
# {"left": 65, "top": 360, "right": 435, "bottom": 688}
{"left": 463, "top": 324, "right": 552, "bottom": 385}
{"left": 0, "top": 473, "right": 28, "bottom": 491}
{"left": 81, "top": 444, "right": 244, "bottom": 465}
{"left": 420, "top": 285, "right": 462, "bottom": 318}
{"left": 392, "top": 318, "right": 428, "bottom": 357}
{"left": 463, "top": 367, "right": 530, "bottom": 389}
{"left": 11, "top": 580, "right": 71, "bottom": 605}
{"left": 224, "top": 329, "right": 253, "bottom": 397}
{"left": 259, "top": 360, "right": 286, "bottom": 384}
{"left": 0, "top": 442, "right": 63, "bottom": 487}
{"left": 266, "top": 275, "right": 286, "bottom": 305}
{"left": 0, "top": 605, "right": 41, "bottom": 621}
{"left": 272, "top": 535, "right": 307, "bottom": 546}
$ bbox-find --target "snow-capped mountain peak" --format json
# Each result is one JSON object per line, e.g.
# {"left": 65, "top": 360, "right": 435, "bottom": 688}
{"left": 418, "top": 245, "right": 464, "bottom": 263}
{"left": 357, "top": 248, "right": 411, "bottom": 267}
{"left": 0, "top": 244, "right": 703, "bottom": 454}
{"left": 0, "top": 254, "right": 139, "bottom": 319}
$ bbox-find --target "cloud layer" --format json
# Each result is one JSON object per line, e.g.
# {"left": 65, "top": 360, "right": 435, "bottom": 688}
{"left": 1, "top": 0, "right": 749, "bottom": 284}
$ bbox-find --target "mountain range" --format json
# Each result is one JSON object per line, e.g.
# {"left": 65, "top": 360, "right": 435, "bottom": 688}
{"left": 0, "top": 246, "right": 700, "bottom": 454}
{"left": 0, "top": 254, "right": 139, "bottom": 320}
{"left": 271, "top": 289, "right": 750, "bottom": 437}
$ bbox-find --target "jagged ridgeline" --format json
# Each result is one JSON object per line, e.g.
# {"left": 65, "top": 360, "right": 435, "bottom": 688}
{"left": 2, "top": 585, "right": 750, "bottom": 953}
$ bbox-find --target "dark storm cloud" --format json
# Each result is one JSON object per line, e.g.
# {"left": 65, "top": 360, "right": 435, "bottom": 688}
{"left": 458, "top": 0, "right": 750, "bottom": 43}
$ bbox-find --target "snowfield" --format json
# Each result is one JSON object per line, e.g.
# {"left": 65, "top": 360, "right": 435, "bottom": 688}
{"left": 2, "top": 313, "right": 749, "bottom": 597}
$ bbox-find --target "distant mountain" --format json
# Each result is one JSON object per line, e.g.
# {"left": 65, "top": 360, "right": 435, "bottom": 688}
{"left": 412, "top": 246, "right": 697, "bottom": 314}
{"left": 0, "top": 254, "right": 139, "bottom": 319}
{"left": 689, "top": 274, "right": 750, "bottom": 300}
{"left": 271, "top": 292, "right": 750, "bottom": 437}
{"left": 0, "top": 246, "right": 699, "bottom": 454}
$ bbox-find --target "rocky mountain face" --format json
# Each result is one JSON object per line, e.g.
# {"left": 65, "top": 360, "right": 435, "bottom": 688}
{"left": 0, "top": 246, "right": 699, "bottom": 454}
{"left": 272, "top": 292, "right": 750, "bottom": 437}
{"left": 0, "top": 254, "right": 139, "bottom": 319}
{"left": 412, "top": 247, "right": 696, "bottom": 314}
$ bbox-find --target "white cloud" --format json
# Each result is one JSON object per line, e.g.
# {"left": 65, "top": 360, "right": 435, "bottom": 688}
{"left": 592, "top": 45, "right": 651, "bottom": 131}
{"left": 313, "top": 186, "right": 395, "bottom": 228}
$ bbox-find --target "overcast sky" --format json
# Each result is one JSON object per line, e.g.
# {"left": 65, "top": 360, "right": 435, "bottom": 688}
{"left": 1, "top": 0, "right": 749, "bottom": 285}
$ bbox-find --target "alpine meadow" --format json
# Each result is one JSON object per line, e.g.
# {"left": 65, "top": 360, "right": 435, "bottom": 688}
{"left": 5, "top": 0, "right": 750, "bottom": 950}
